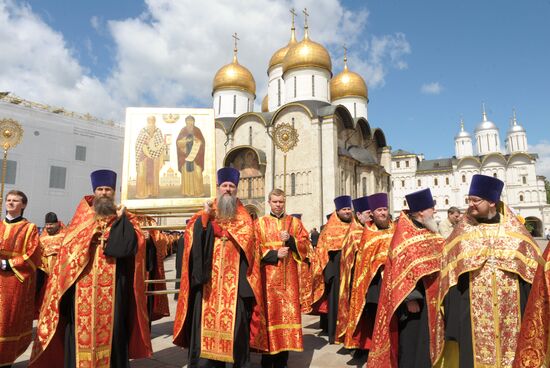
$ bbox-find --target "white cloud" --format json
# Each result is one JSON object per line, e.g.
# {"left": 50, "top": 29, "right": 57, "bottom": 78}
{"left": 421, "top": 82, "right": 443, "bottom": 95}
{"left": 0, "top": 0, "right": 411, "bottom": 120}
{"left": 530, "top": 140, "right": 550, "bottom": 179}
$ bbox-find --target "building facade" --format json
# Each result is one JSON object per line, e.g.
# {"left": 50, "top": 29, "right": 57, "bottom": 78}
{"left": 211, "top": 18, "right": 391, "bottom": 230}
{"left": 0, "top": 93, "right": 124, "bottom": 226}
{"left": 391, "top": 108, "right": 550, "bottom": 236}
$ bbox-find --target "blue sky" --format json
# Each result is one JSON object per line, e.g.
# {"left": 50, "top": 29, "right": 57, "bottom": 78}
{"left": 2, "top": 0, "right": 550, "bottom": 173}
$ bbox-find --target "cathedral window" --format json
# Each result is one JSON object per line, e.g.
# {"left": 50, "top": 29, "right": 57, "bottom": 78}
{"left": 445, "top": 198, "right": 449, "bottom": 205}
{"left": 522, "top": 176, "right": 527, "bottom": 184}
{"left": 417, "top": 179, "right": 421, "bottom": 186}
{"left": 401, "top": 180, "right": 405, "bottom": 188}
{"left": 294, "top": 76, "right": 297, "bottom": 98}
{"left": 291, "top": 173, "right": 296, "bottom": 196}
{"left": 462, "top": 175, "right": 466, "bottom": 183}
{"left": 406, "top": 160, "right": 410, "bottom": 168}
{"left": 362, "top": 177, "right": 367, "bottom": 196}
{"left": 277, "top": 79, "right": 281, "bottom": 106}
{"left": 353, "top": 103, "right": 357, "bottom": 118}
{"left": 520, "top": 194, "right": 524, "bottom": 202}
{"left": 396, "top": 161, "right": 400, "bottom": 168}
{"left": 247, "top": 98, "right": 250, "bottom": 112}
{"left": 312, "top": 75, "right": 315, "bottom": 97}
{"left": 403, "top": 200, "right": 407, "bottom": 207}
{"left": 493, "top": 172, "right": 497, "bottom": 178}
{"left": 233, "top": 95, "right": 236, "bottom": 114}
{"left": 249, "top": 126, "right": 253, "bottom": 146}
{"left": 445, "top": 177, "right": 449, "bottom": 185}
{"left": 434, "top": 178, "right": 438, "bottom": 186}
{"left": 49, "top": 165, "right": 67, "bottom": 189}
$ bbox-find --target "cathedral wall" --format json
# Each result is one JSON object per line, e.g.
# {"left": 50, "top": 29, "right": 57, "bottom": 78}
{"left": 213, "top": 90, "right": 254, "bottom": 118}
{"left": 283, "top": 68, "right": 330, "bottom": 103}
{"left": 332, "top": 97, "right": 368, "bottom": 119}
{"left": 268, "top": 66, "right": 284, "bottom": 111}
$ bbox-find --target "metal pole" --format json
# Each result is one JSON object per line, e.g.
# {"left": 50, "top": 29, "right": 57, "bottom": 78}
{"left": 0, "top": 149, "right": 8, "bottom": 210}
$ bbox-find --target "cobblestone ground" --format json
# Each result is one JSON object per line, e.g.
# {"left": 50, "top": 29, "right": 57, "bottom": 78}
{"left": 14, "top": 238, "right": 549, "bottom": 367}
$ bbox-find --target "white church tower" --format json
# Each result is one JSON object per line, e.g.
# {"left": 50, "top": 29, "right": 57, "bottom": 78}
{"left": 475, "top": 104, "right": 501, "bottom": 155}
{"left": 506, "top": 110, "right": 528, "bottom": 153}
{"left": 330, "top": 47, "right": 369, "bottom": 119}
{"left": 212, "top": 34, "right": 256, "bottom": 118}
{"left": 281, "top": 9, "right": 332, "bottom": 104}
{"left": 455, "top": 118, "right": 473, "bottom": 158}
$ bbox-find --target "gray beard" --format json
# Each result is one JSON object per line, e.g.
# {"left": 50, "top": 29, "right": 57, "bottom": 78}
{"left": 93, "top": 196, "right": 117, "bottom": 217}
{"left": 217, "top": 193, "right": 237, "bottom": 220}
{"left": 423, "top": 216, "right": 439, "bottom": 233}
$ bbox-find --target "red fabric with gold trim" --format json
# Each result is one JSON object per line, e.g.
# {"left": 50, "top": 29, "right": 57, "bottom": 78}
{"left": 298, "top": 242, "right": 315, "bottom": 314}
{"left": 0, "top": 219, "right": 40, "bottom": 366}
{"left": 334, "top": 220, "right": 364, "bottom": 341}
{"left": 310, "top": 212, "right": 358, "bottom": 313}
{"left": 173, "top": 199, "right": 267, "bottom": 361}
{"left": 367, "top": 212, "right": 444, "bottom": 368}
{"left": 30, "top": 196, "right": 152, "bottom": 367}
{"left": 256, "top": 215, "right": 310, "bottom": 354}
{"left": 337, "top": 222, "right": 394, "bottom": 349}
{"left": 38, "top": 224, "right": 65, "bottom": 275}
{"left": 513, "top": 242, "right": 550, "bottom": 368}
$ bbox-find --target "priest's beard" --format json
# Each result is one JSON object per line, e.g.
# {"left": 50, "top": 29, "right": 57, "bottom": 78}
{"left": 422, "top": 215, "right": 439, "bottom": 233}
{"left": 373, "top": 217, "right": 390, "bottom": 230}
{"left": 217, "top": 193, "right": 237, "bottom": 220}
{"left": 93, "top": 196, "right": 117, "bottom": 217}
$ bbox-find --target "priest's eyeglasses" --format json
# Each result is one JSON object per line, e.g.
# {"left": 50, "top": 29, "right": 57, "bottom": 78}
{"left": 466, "top": 196, "right": 485, "bottom": 206}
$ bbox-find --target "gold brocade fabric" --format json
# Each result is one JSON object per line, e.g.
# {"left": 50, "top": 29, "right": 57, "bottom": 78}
{"left": 439, "top": 204, "right": 542, "bottom": 368}
{"left": 338, "top": 223, "right": 395, "bottom": 348}
{"left": 30, "top": 196, "right": 152, "bottom": 367}
{"left": 256, "top": 215, "right": 311, "bottom": 354}
{"left": 368, "top": 212, "right": 445, "bottom": 368}
{"left": 513, "top": 244, "right": 550, "bottom": 368}
{"left": 173, "top": 200, "right": 267, "bottom": 360}
{"left": 311, "top": 213, "right": 358, "bottom": 306}
{"left": 39, "top": 230, "right": 65, "bottom": 275}
{"left": 0, "top": 220, "right": 40, "bottom": 366}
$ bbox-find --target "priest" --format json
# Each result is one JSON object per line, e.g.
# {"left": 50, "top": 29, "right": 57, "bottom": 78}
{"left": 311, "top": 195, "right": 362, "bottom": 344}
{"left": 173, "top": 167, "right": 266, "bottom": 367}
{"left": 0, "top": 190, "right": 40, "bottom": 367}
{"left": 30, "top": 170, "right": 152, "bottom": 367}
{"left": 440, "top": 174, "right": 541, "bottom": 368}
{"left": 368, "top": 188, "right": 445, "bottom": 368}
{"left": 256, "top": 189, "right": 311, "bottom": 368}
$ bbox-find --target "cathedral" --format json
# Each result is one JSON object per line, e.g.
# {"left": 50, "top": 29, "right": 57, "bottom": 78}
{"left": 391, "top": 107, "right": 550, "bottom": 236}
{"left": 211, "top": 14, "right": 391, "bottom": 229}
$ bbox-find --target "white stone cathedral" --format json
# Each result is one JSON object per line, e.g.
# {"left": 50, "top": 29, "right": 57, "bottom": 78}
{"left": 391, "top": 106, "right": 550, "bottom": 236}
{"left": 211, "top": 14, "right": 391, "bottom": 230}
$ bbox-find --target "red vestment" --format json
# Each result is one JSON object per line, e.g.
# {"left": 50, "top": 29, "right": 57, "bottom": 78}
{"left": 368, "top": 212, "right": 445, "bottom": 368}
{"left": 336, "top": 222, "right": 395, "bottom": 349}
{"left": 513, "top": 242, "right": 550, "bottom": 368}
{"left": 0, "top": 219, "right": 40, "bottom": 366}
{"left": 30, "top": 196, "right": 152, "bottom": 367}
{"left": 173, "top": 199, "right": 267, "bottom": 363}
{"left": 256, "top": 214, "right": 310, "bottom": 354}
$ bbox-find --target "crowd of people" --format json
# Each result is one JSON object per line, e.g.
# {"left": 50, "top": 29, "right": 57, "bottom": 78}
{"left": 0, "top": 168, "right": 548, "bottom": 368}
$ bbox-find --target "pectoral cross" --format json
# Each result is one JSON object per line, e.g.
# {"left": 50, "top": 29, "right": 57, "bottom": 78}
{"left": 221, "top": 235, "right": 228, "bottom": 246}
{"left": 99, "top": 231, "right": 108, "bottom": 250}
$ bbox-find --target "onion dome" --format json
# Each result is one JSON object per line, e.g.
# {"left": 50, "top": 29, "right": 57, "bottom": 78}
{"left": 268, "top": 24, "right": 297, "bottom": 72}
{"left": 282, "top": 25, "right": 332, "bottom": 75}
{"left": 455, "top": 118, "right": 471, "bottom": 139}
{"left": 330, "top": 53, "right": 367, "bottom": 101}
{"left": 212, "top": 47, "right": 256, "bottom": 96}
{"left": 261, "top": 95, "right": 268, "bottom": 112}
{"left": 507, "top": 110, "right": 526, "bottom": 133}
{"left": 475, "top": 104, "right": 497, "bottom": 132}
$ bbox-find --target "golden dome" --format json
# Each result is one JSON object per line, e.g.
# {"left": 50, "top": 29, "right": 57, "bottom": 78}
{"left": 330, "top": 58, "right": 368, "bottom": 100}
{"left": 268, "top": 27, "right": 297, "bottom": 72}
{"left": 282, "top": 28, "right": 332, "bottom": 75}
{"left": 261, "top": 95, "right": 268, "bottom": 112}
{"left": 212, "top": 53, "right": 256, "bottom": 96}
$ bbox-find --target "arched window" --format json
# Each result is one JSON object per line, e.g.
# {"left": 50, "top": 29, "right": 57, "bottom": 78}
{"left": 277, "top": 79, "right": 281, "bottom": 106}
{"left": 522, "top": 176, "right": 527, "bottom": 184}
{"left": 249, "top": 126, "right": 253, "bottom": 145}
{"left": 519, "top": 194, "right": 524, "bottom": 202}
{"left": 291, "top": 173, "right": 296, "bottom": 196}
{"left": 362, "top": 177, "right": 367, "bottom": 196}
{"left": 493, "top": 172, "right": 497, "bottom": 178}
{"left": 445, "top": 177, "right": 450, "bottom": 185}
{"left": 462, "top": 174, "right": 466, "bottom": 183}
{"left": 293, "top": 76, "right": 297, "bottom": 98}
{"left": 434, "top": 178, "right": 439, "bottom": 186}
{"left": 218, "top": 96, "right": 222, "bottom": 114}
{"left": 403, "top": 200, "right": 407, "bottom": 207}
{"left": 401, "top": 180, "right": 405, "bottom": 188}
{"left": 445, "top": 198, "right": 449, "bottom": 205}
{"left": 312, "top": 75, "right": 315, "bottom": 96}
{"left": 417, "top": 179, "right": 421, "bottom": 186}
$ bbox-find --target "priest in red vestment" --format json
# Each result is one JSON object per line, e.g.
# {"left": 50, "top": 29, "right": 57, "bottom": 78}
{"left": 311, "top": 195, "right": 362, "bottom": 344}
{"left": 30, "top": 169, "right": 152, "bottom": 368}
{"left": 337, "top": 193, "right": 394, "bottom": 363}
{"left": 440, "top": 174, "right": 541, "bottom": 368}
{"left": 256, "top": 189, "right": 311, "bottom": 368}
{"left": 0, "top": 190, "right": 40, "bottom": 367}
{"left": 173, "top": 167, "right": 267, "bottom": 367}
{"left": 513, "top": 241, "right": 550, "bottom": 368}
{"left": 368, "top": 188, "right": 445, "bottom": 368}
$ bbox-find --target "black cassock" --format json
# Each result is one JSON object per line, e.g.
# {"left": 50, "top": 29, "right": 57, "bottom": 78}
{"left": 184, "top": 219, "right": 255, "bottom": 368}
{"left": 324, "top": 249, "right": 342, "bottom": 344}
{"left": 60, "top": 214, "right": 137, "bottom": 368}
